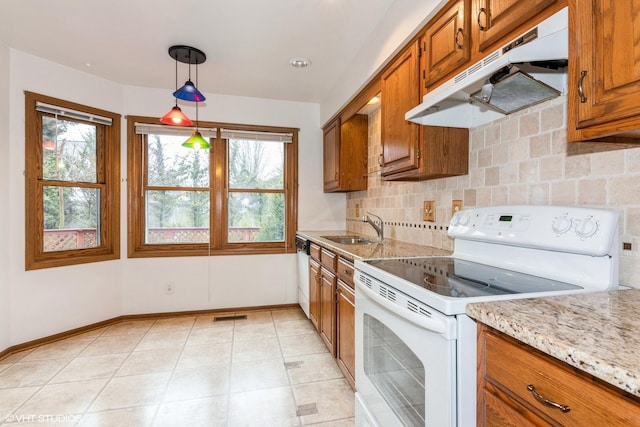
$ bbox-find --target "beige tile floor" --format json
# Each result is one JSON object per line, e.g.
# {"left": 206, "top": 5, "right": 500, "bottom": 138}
{"left": 0, "top": 307, "right": 355, "bottom": 426}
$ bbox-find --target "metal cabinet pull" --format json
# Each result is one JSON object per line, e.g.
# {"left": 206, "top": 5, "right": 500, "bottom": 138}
{"left": 477, "top": 8, "right": 487, "bottom": 30}
{"left": 455, "top": 28, "right": 464, "bottom": 49}
{"left": 527, "top": 385, "right": 571, "bottom": 413}
{"left": 578, "top": 70, "right": 588, "bottom": 103}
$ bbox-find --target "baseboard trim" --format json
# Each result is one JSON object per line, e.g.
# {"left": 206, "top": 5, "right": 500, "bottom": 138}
{"left": 0, "top": 303, "right": 299, "bottom": 362}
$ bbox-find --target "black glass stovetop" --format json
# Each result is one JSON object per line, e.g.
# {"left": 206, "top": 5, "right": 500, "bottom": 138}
{"left": 364, "top": 257, "right": 581, "bottom": 298}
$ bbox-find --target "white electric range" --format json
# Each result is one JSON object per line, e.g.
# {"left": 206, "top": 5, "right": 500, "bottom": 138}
{"left": 354, "top": 205, "right": 620, "bottom": 427}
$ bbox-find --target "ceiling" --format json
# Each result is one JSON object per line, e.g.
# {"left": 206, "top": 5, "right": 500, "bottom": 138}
{"left": 0, "top": 0, "right": 440, "bottom": 104}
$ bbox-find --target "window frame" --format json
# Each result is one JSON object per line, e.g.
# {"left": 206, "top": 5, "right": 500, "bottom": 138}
{"left": 127, "top": 116, "right": 298, "bottom": 258}
{"left": 24, "top": 91, "right": 121, "bottom": 270}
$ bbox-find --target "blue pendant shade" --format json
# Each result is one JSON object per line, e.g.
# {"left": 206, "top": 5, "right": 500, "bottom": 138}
{"left": 173, "top": 80, "right": 206, "bottom": 102}
{"left": 182, "top": 131, "right": 210, "bottom": 150}
{"left": 168, "top": 45, "right": 207, "bottom": 103}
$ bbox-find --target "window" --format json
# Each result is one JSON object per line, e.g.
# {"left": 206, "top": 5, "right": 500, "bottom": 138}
{"left": 127, "top": 117, "right": 298, "bottom": 257}
{"left": 25, "top": 92, "right": 121, "bottom": 270}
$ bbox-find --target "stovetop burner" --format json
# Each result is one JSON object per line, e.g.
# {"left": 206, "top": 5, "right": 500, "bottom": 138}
{"left": 364, "top": 257, "right": 581, "bottom": 299}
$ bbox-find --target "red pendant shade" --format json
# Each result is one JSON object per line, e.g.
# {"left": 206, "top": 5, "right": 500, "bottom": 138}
{"left": 160, "top": 105, "right": 193, "bottom": 126}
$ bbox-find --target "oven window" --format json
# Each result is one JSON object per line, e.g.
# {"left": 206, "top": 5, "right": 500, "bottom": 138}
{"left": 363, "top": 314, "right": 425, "bottom": 425}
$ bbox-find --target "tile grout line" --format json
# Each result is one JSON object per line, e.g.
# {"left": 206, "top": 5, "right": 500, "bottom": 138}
{"left": 223, "top": 314, "right": 238, "bottom": 427}
{"left": 148, "top": 317, "right": 193, "bottom": 426}
{"left": 272, "top": 310, "right": 303, "bottom": 427}
{"left": 78, "top": 318, "right": 157, "bottom": 425}
{"left": 8, "top": 332, "right": 102, "bottom": 424}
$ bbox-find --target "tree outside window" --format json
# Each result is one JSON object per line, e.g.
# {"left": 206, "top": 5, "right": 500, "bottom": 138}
{"left": 25, "top": 92, "right": 120, "bottom": 270}
{"left": 127, "top": 117, "right": 297, "bottom": 258}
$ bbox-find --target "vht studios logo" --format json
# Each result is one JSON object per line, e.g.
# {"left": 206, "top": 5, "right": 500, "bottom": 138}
{"left": 3, "top": 414, "right": 83, "bottom": 424}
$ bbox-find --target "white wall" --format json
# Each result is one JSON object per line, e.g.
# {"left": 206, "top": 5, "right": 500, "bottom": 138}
{"left": 319, "top": 0, "right": 447, "bottom": 124}
{"left": 121, "top": 86, "right": 342, "bottom": 314}
{"left": 4, "top": 49, "right": 343, "bottom": 348}
{"left": 0, "top": 42, "right": 11, "bottom": 352}
{"left": 8, "top": 50, "right": 125, "bottom": 344}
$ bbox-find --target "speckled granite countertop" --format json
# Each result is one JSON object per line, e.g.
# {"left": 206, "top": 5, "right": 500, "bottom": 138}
{"left": 296, "top": 230, "right": 451, "bottom": 260}
{"left": 466, "top": 290, "right": 640, "bottom": 397}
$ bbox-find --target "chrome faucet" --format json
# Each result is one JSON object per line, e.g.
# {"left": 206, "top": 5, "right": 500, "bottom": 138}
{"left": 362, "top": 212, "right": 384, "bottom": 242}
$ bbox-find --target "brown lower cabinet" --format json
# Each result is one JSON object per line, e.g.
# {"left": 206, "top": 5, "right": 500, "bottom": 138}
{"left": 336, "top": 279, "right": 355, "bottom": 390}
{"left": 307, "top": 243, "right": 356, "bottom": 391}
{"left": 319, "top": 267, "right": 336, "bottom": 354}
{"left": 308, "top": 257, "right": 321, "bottom": 331}
{"left": 478, "top": 324, "right": 640, "bottom": 426}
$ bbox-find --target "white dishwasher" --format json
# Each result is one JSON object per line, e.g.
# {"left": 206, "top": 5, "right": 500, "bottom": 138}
{"left": 295, "top": 236, "right": 310, "bottom": 318}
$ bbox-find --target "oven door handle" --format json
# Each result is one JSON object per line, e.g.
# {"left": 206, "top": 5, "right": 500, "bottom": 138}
{"left": 357, "top": 281, "right": 450, "bottom": 336}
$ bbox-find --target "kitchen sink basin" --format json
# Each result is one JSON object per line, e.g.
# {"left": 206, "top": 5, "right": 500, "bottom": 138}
{"left": 322, "top": 235, "right": 377, "bottom": 245}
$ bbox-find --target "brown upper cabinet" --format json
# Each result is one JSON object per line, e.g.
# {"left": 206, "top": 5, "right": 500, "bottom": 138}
{"left": 322, "top": 0, "right": 581, "bottom": 185}
{"left": 421, "top": 0, "right": 471, "bottom": 90}
{"left": 381, "top": 41, "right": 421, "bottom": 177}
{"left": 567, "top": 0, "right": 640, "bottom": 143}
{"left": 323, "top": 115, "right": 368, "bottom": 192}
{"left": 473, "top": 0, "right": 558, "bottom": 53}
{"left": 323, "top": 118, "right": 340, "bottom": 192}
{"left": 383, "top": 125, "right": 469, "bottom": 181}
{"left": 381, "top": 40, "right": 469, "bottom": 181}
{"left": 421, "top": 0, "right": 565, "bottom": 94}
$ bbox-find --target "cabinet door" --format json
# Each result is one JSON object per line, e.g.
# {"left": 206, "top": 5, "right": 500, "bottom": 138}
{"left": 323, "top": 118, "right": 340, "bottom": 192}
{"left": 383, "top": 125, "right": 469, "bottom": 181}
{"left": 336, "top": 280, "right": 355, "bottom": 390}
{"left": 478, "top": 325, "right": 640, "bottom": 426}
{"left": 319, "top": 268, "right": 336, "bottom": 355}
{"left": 475, "top": 0, "right": 557, "bottom": 52}
{"left": 421, "top": 126, "right": 469, "bottom": 177}
{"left": 308, "top": 259, "right": 321, "bottom": 332}
{"left": 568, "top": 0, "right": 640, "bottom": 142}
{"left": 381, "top": 41, "right": 421, "bottom": 177}
{"left": 339, "top": 115, "right": 368, "bottom": 191}
{"left": 422, "top": 0, "right": 471, "bottom": 88}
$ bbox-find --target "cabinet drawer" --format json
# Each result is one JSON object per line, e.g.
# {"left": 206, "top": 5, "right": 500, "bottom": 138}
{"left": 482, "top": 330, "right": 640, "bottom": 426}
{"left": 337, "top": 257, "right": 354, "bottom": 288}
{"left": 309, "top": 243, "right": 321, "bottom": 262}
{"left": 320, "top": 248, "right": 337, "bottom": 271}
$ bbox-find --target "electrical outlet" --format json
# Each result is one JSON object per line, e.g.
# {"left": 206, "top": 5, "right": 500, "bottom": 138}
{"left": 355, "top": 203, "right": 360, "bottom": 218}
{"left": 165, "top": 281, "right": 175, "bottom": 294}
{"left": 452, "top": 200, "right": 463, "bottom": 216}
{"left": 423, "top": 201, "right": 436, "bottom": 222}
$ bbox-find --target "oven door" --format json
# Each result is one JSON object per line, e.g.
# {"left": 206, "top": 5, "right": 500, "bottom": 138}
{"left": 355, "top": 272, "right": 457, "bottom": 427}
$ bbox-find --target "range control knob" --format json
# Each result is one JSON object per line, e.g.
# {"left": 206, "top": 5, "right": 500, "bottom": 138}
{"left": 575, "top": 217, "right": 599, "bottom": 239}
{"left": 551, "top": 215, "right": 572, "bottom": 234}
{"left": 450, "top": 212, "right": 461, "bottom": 226}
{"left": 458, "top": 212, "right": 470, "bottom": 226}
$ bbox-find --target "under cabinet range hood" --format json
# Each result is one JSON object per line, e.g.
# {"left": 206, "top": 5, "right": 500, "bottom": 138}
{"left": 406, "top": 7, "right": 568, "bottom": 128}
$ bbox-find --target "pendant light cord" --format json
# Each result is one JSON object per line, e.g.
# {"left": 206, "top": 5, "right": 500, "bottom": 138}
{"left": 174, "top": 56, "right": 178, "bottom": 102}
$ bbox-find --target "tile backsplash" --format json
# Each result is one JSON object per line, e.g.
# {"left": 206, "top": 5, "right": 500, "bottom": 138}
{"left": 346, "top": 96, "right": 640, "bottom": 288}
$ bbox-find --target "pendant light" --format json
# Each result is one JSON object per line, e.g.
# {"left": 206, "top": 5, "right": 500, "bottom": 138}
{"left": 168, "top": 45, "right": 209, "bottom": 150}
{"left": 182, "top": 98, "right": 210, "bottom": 150}
{"left": 160, "top": 52, "right": 193, "bottom": 126}
{"left": 170, "top": 45, "right": 207, "bottom": 102}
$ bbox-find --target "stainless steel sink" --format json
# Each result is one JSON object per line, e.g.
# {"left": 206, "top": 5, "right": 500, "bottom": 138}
{"left": 322, "top": 235, "right": 377, "bottom": 245}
